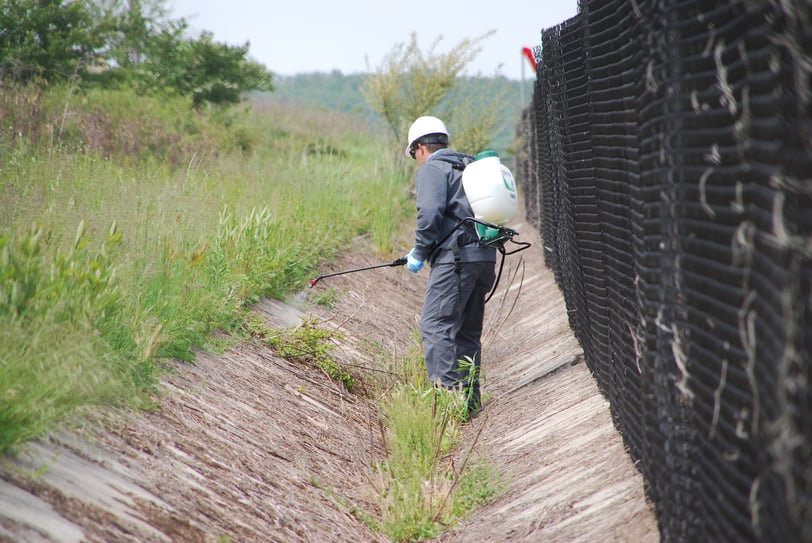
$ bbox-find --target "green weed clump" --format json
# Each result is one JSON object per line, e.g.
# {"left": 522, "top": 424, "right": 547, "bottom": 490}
{"left": 262, "top": 318, "right": 355, "bottom": 391}
{"left": 378, "top": 384, "right": 501, "bottom": 541}
{"left": 0, "top": 222, "right": 143, "bottom": 453}
{"left": 374, "top": 352, "right": 502, "bottom": 542}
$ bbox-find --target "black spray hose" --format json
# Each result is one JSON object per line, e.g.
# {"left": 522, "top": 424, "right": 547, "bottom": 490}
{"left": 309, "top": 257, "right": 407, "bottom": 287}
{"left": 486, "top": 250, "right": 508, "bottom": 304}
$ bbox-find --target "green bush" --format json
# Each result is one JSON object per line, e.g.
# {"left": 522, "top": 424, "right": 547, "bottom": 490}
{"left": 0, "top": 0, "right": 100, "bottom": 83}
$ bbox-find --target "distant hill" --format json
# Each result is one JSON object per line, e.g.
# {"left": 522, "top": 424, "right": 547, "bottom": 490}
{"left": 254, "top": 71, "right": 535, "bottom": 156}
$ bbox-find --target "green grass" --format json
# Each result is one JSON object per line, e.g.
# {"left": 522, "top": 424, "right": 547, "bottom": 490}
{"left": 378, "top": 384, "right": 502, "bottom": 541}
{"left": 0, "top": 85, "right": 410, "bottom": 453}
{"left": 375, "top": 351, "right": 503, "bottom": 542}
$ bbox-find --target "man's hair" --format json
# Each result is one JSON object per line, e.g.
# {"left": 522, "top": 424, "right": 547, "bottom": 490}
{"left": 423, "top": 142, "right": 447, "bottom": 153}
{"left": 418, "top": 133, "right": 448, "bottom": 154}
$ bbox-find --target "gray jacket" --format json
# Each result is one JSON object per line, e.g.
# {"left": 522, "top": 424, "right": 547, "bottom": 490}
{"left": 412, "top": 149, "right": 497, "bottom": 266}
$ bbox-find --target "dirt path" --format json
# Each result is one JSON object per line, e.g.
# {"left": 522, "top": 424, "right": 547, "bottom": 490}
{"left": 0, "top": 222, "right": 658, "bottom": 542}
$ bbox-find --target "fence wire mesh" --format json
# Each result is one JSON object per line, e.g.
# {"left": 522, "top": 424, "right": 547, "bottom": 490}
{"left": 520, "top": 1, "right": 812, "bottom": 540}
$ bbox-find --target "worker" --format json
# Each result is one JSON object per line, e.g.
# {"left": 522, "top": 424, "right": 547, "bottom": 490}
{"left": 404, "top": 115, "right": 496, "bottom": 418}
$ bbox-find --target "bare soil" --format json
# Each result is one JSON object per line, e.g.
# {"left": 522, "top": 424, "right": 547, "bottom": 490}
{"left": 0, "top": 221, "right": 659, "bottom": 542}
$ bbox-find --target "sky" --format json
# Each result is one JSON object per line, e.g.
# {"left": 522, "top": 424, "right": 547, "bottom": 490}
{"left": 168, "top": 1, "right": 580, "bottom": 81}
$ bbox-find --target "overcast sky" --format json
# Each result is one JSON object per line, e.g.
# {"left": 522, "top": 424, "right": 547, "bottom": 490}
{"left": 168, "top": 1, "right": 580, "bottom": 81}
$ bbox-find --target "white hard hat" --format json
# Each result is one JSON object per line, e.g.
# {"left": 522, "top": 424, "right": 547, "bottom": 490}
{"left": 405, "top": 116, "right": 448, "bottom": 157}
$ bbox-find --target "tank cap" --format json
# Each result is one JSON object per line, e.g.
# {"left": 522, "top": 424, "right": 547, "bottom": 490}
{"left": 475, "top": 150, "right": 499, "bottom": 160}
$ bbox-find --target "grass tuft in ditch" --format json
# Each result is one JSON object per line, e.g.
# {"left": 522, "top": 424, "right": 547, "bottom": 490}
{"left": 376, "top": 353, "right": 503, "bottom": 542}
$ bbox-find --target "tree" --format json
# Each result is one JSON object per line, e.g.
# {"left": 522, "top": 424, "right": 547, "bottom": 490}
{"left": 94, "top": 0, "right": 274, "bottom": 107}
{"left": 94, "top": 0, "right": 173, "bottom": 67}
{"left": 0, "top": 0, "right": 274, "bottom": 108}
{"left": 361, "top": 32, "right": 509, "bottom": 156}
{"left": 143, "top": 30, "right": 274, "bottom": 108}
{"left": 0, "top": 0, "right": 102, "bottom": 82}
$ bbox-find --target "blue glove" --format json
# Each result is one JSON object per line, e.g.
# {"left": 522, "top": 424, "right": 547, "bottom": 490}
{"left": 406, "top": 248, "right": 424, "bottom": 273}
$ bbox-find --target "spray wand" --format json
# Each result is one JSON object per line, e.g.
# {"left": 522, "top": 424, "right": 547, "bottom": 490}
{"left": 309, "top": 257, "right": 407, "bottom": 288}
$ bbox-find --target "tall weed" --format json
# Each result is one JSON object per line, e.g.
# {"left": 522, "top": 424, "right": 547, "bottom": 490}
{"left": 379, "top": 383, "right": 501, "bottom": 541}
{"left": 374, "top": 349, "right": 501, "bottom": 541}
{"left": 0, "top": 222, "right": 141, "bottom": 452}
{"left": 0, "top": 87, "right": 410, "bottom": 452}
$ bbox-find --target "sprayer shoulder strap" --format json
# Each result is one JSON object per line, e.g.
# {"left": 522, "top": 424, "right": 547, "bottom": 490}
{"left": 430, "top": 153, "right": 475, "bottom": 171}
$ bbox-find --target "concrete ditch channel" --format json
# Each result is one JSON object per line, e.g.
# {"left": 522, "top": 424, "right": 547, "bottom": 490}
{"left": 0, "top": 221, "right": 658, "bottom": 542}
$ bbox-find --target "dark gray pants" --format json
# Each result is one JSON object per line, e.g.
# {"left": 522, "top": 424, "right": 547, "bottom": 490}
{"left": 420, "top": 260, "right": 495, "bottom": 390}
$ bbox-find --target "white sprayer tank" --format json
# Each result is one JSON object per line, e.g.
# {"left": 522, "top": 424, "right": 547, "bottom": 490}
{"left": 462, "top": 150, "right": 518, "bottom": 225}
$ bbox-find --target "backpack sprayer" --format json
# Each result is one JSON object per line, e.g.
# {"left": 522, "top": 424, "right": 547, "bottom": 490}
{"left": 308, "top": 150, "right": 531, "bottom": 296}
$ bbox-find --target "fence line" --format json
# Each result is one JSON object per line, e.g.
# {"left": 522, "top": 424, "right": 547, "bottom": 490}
{"left": 520, "top": 1, "right": 812, "bottom": 540}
